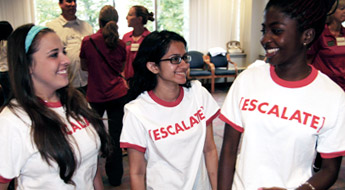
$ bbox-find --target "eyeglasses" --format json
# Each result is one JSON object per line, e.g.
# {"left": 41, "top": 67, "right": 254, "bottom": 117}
{"left": 160, "top": 53, "right": 192, "bottom": 64}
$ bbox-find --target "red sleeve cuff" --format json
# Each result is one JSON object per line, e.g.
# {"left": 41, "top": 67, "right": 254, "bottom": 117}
{"left": 219, "top": 113, "right": 244, "bottom": 133}
{"left": 120, "top": 142, "right": 146, "bottom": 153}
{"left": 206, "top": 109, "right": 220, "bottom": 126}
{"left": 320, "top": 150, "right": 345, "bottom": 159}
{"left": 0, "top": 176, "right": 12, "bottom": 183}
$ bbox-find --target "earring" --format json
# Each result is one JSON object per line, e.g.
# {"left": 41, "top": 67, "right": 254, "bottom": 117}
{"left": 303, "top": 42, "right": 307, "bottom": 46}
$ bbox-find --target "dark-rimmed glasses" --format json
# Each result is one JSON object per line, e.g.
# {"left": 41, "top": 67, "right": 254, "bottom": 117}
{"left": 160, "top": 53, "right": 192, "bottom": 64}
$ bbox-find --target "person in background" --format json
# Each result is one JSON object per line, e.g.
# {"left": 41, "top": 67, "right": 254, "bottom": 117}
{"left": 218, "top": 0, "right": 345, "bottom": 189}
{"left": 120, "top": 30, "right": 219, "bottom": 189}
{"left": 0, "top": 24, "right": 109, "bottom": 190}
{"left": 307, "top": 0, "right": 345, "bottom": 91}
{"left": 122, "top": 5, "right": 154, "bottom": 80}
{"left": 46, "top": 0, "right": 93, "bottom": 94}
{"left": 0, "top": 21, "right": 13, "bottom": 105}
{"left": 80, "top": 5, "right": 127, "bottom": 187}
{"left": 307, "top": 0, "right": 345, "bottom": 173}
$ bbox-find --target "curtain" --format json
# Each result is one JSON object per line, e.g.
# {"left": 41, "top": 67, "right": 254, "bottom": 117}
{"left": 189, "top": 0, "right": 245, "bottom": 53}
{"left": 0, "top": 0, "right": 35, "bottom": 29}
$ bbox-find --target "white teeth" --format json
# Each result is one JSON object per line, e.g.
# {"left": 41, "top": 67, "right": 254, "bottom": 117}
{"left": 176, "top": 72, "right": 186, "bottom": 76}
{"left": 267, "top": 48, "right": 279, "bottom": 54}
{"left": 57, "top": 70, "right": 67, "bottom": 74}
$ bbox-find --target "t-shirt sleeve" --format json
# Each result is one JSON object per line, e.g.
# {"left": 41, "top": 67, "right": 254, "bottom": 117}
{"left": 120, "top": 106, "right": 147, "bottom": 153}
{"left": 317, "top": 93, "right": 345, "bottom": 158}
{"left": 194, "top": 81, "right": 220, "bottom": 126}
{"left": 219, "top": 75, "right": 244, "bottom": 132}
{"left": 0, "top": 115, "right": 30, "bottom": 181}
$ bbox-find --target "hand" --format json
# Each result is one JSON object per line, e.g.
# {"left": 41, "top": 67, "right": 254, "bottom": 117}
{"left": 258, "top": 187, "right": 286, "bottom": 190}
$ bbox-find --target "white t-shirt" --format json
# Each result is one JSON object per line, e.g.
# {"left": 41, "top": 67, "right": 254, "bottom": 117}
{"left": 46, "top": 15, "right": 93, "bottom": 87}
{"left": 120, "top": 80, "right": 220, "bottom": 190}
{"left": 0, "top": 101, "right": 101, "bottom": 190}
{"left": 220, "top": 61, "right": 345, "bottom": 190}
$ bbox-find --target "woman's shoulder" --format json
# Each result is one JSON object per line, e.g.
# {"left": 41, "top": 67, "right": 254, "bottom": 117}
{"left": 0, "top": 104, "right": 31, "bottom": 133}
{"left": 118, "top": 39, "right": 127, "bottom": 48}
{"left": 122, "top": 31, "right": 133, "bottom": 40}
{"left": 125, "top": 92, "right": 150, "bottom": 108}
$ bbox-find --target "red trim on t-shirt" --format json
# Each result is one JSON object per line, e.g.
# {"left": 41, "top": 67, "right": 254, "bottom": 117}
{"left": 206, "top": 109, "right": 220, "bottom": 126}
{"left": 219, "top": 113, "right": 244, "bottom": 133}
{"left": 44, "top": 101, "right": 62, "bottom": 108}
{"left": 320, "top": 150, "right": 345, "bottom": 159}
{"left": 148, "top": 86, "right": 184, "bottom": 107}
{"left": 120, "top": 142, "right": 146, "bottom": 153}
{"left": 0, "top": 176, "right": 12, "bottom": 183}
{"left": 270, "top": 65, "right": 318, "bottom": 88}
{"left": 38, "top": 98, "right": 62, "bottom": 108}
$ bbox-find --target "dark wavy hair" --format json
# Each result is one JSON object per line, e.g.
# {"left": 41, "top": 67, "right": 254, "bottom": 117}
{"left": 265, "top": 0, "right": 336, "bottom": 47}
{"left": 6, "top": 24, "right": 110, "bottom": 184}
{"left": 99, "top": 5, "right": 119, "bottom": 49}
{"left": 133, "top": 5, "right": 155, "bottom": 25}
{"left": 127, "top": 30, "right": 191, "bottom": 101}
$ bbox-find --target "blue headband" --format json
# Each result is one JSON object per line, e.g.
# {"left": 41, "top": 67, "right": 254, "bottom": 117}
{"left": 25, "top": 26, "right": 48, "bottom": 53}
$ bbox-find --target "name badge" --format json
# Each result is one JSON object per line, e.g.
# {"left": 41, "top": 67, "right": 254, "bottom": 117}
{"left": 336, "top": 37, "right": 345, "bottom": 46}
{"left": 327, "top": 40, "right": 335, "bottom": 47}
{"left": 130, "top": 43, "right": 140, "bottom": 51}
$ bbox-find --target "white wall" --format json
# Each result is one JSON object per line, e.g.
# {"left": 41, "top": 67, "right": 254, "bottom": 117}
{"left": 0, "top": 0, "right": 35, "bottom": 29}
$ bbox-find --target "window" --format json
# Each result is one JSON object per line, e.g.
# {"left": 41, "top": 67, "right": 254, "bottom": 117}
{"left": 34, "top": 0, "right": 188, "bottom": 38}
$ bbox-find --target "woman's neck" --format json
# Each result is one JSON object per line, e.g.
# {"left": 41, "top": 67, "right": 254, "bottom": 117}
{"left": 153, "top": 84, "right": 180, "bottom": 102}
{"left": 133, "top": 26, "right": 145, "bottom": 37}
{"left": 274, "top": 61, "right": 311, "bottom": 81}
{"left": 328, "top": 22, "right": 343, "bottom": 37}
{"left": 36, "top": 92, "right": 59, "bottom": 102}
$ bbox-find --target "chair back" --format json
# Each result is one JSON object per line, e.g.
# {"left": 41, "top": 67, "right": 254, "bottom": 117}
{"left": 188, "top": 51, "right": 205, "bottom": 68}
{"left": 208, "top": 53, "right": 228, "bottom": 67}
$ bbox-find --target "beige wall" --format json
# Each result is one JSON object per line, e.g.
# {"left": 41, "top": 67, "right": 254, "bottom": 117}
{"left": 242, "top": 0, "right": 267, "bottom": 66}
{"left": 0, "top": 0, "right": 268, "bottom": 66}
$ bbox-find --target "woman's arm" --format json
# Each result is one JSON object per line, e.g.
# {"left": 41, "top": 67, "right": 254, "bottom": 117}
{"left": 261, "top": 156, "right": 342, "bottom": 190}
{"left": 217, "top": 123, "right": 242, "bottom": 190}
{"left": 203, "top": 123, "right": 218, "bottom": 190}
{"left": 93, "top": 158, "right": 104, "bottom": 190}
{"left": 128, "top": 148, "right": 146, "bottom": 190}
{"left": 296, "top": 156, "right": 342, "bottom": 190}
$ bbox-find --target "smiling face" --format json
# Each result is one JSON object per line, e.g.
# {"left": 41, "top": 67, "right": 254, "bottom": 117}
{"left": 30, "top": 32, "right": 70, "bottom": 98}
{"left": 260, "top": 7, "right": 305, "bottom": 66}
{"left": 152, "top": 41, "right": 190, "bottom": 88}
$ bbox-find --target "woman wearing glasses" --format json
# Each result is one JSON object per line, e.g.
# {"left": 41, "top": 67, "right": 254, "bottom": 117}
{"left": 120, "top": 30, "right": 219, "bottom": 189}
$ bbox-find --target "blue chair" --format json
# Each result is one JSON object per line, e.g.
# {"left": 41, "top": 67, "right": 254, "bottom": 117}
{"left": 187, "top": 51, "right": 215, "bottom": 92}
{"left": 203, "top": 52, "right": 238, "bottom": 91}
